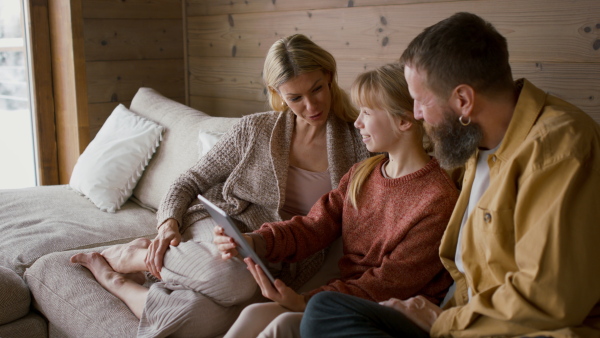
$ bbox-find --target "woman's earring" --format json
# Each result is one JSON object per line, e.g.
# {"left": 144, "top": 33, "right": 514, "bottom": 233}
{"left": 459, "top": 115, "right": 471, "bottom": 126}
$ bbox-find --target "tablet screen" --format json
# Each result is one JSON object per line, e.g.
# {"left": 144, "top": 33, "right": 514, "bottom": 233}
{"left": 198, "top": 194, "right": 276, "bottom": 285}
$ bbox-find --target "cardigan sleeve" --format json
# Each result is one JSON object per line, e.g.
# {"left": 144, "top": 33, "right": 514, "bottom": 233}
{"left": 156, "top": 117, "right": 248, "bottom": 229}
{"left": 255, "top": 170, "right": 352, "bottom": 264}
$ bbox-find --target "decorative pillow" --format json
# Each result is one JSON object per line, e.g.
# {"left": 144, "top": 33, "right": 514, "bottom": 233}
{"left": 196, "top": 118, "right": 240, "bottom": 158}
{"left": 197, "top": 130, "right": 225, "bottom": 158}
{"left": 69, "top": 104, "right": 164, "bottom": 213}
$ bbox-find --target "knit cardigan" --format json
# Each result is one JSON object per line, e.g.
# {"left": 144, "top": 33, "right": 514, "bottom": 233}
{"left": 256, "top": 158, "right": 459, "bottom": 304}
{"left": 156, "top": 110, "right": 369, "bottom": 288}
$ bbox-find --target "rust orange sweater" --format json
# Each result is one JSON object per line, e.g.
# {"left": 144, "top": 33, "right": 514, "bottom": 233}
{"left": 255, "top": 157, "right": 458, "bottom": 304}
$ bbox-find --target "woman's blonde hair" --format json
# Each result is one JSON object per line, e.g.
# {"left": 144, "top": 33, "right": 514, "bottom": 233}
{"left": 263, "top": 34, "right": 358, "bottom": 122}
{"left": 347, "top": 63, "right": 421, "bottom": 209}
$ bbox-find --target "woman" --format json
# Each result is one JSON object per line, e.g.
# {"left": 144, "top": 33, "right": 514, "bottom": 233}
{"left": 215, "top": 63, "right": 459, "bottom": 338}
{"left": 70, "top": 34, "right": 369, "bottom": 338}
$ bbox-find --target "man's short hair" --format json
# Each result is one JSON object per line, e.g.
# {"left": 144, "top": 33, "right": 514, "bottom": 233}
{"left": 400, "top": 12, "right": 514, "bottom": 99}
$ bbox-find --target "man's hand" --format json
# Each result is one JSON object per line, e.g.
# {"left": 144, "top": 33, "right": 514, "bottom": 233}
{"left": 379, "top": 296, "right": 442, "bottom": 333}
{"left": 245, "top": 257, "right": 306, "bottom": 312}
{"left": 145, "top": 218, "right": 181, "bottom": 279}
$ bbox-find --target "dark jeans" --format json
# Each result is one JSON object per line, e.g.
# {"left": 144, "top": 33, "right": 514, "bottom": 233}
{"left": 300, "top": 291, "right": 429, "bottom": 338}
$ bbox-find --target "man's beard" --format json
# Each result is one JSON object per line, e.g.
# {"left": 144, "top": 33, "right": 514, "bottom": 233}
{"left": 425, "top": 110, "right": 483, "bottom": 170}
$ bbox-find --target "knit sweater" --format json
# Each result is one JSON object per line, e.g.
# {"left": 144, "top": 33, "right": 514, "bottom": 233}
{"left": 156, "top": 110, "right": 369, "bottom": 288}
{"left": 256, "top": 157, "right": 458, "bottom": 304}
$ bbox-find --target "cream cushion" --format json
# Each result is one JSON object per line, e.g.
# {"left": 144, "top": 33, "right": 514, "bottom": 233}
{"left": 69, "top": 104, "right": 164, "bottom": 213}
{"left": 130, "top": 88, "right": 240, "bottom": 210}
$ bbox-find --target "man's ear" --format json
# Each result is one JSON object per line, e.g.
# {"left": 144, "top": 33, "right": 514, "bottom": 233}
{"left": 450, "top": 84, "right": 475, "bottom": 118}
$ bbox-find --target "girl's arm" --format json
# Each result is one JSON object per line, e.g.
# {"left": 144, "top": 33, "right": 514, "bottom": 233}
{"left": 256, "top": 169, "right": 353, "bottom": 263}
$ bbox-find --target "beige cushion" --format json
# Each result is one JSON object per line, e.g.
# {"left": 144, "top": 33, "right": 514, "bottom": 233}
{"left": 0, "top": 185, "right": 157, "bottom": 276}
{"left": 25, "top": 248, "right": 139, "bottom": 338}
{"left": 0, "top": 266, "right": 30, "bottom": 325}
{"left": 0, "top": 313, "right": 47, "bottom": 338}
{"left": 129, "top": 88, "right": 239, "bottom": 210}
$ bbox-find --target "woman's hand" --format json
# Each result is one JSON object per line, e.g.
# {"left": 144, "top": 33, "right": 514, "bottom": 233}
{"left": 213, "top": 226, "right": 252, "bottom": 260}
{"left": 379, "top": 295, "right": 442, "bottom": 333}
{"left": 145, "top": 218, "right": 181, "bottom": 279}
{"left": 244, "top": 257, "right": 306, "bottom": 312}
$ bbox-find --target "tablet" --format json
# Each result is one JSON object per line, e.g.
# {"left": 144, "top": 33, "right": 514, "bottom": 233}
{"left": 198, "top": 194, "right": 276, "bottom": 285}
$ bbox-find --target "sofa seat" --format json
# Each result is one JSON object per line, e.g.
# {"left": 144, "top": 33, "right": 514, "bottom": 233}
{"left": 0, "top": 266, "right": 47, "bottom": 337}
{"left": 25, "top": 246, "right": 140, "bottom": 338}
{"left": 0, "top": 185, "right": 157, "bottom": 277}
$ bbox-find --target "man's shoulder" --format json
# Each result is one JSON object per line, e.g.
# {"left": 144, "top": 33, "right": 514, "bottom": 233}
{"left": 525, "top": 98, "right": 600, "bottom": 164}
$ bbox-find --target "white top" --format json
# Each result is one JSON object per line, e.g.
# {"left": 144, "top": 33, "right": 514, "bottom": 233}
{"left": 455, "top": 145, "right": 499, "bottom": 301}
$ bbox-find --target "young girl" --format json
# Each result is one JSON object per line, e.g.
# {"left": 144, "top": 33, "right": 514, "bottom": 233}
{"left": 214, "top": 63, "right": 459, "bottom": 337}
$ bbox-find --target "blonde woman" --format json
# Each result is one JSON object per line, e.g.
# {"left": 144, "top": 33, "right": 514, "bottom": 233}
{"left": 70, "top": 34, "right": 369, "bottom": 338}
{"left": 215, "top": 63, "right": 459, "bottom": 338}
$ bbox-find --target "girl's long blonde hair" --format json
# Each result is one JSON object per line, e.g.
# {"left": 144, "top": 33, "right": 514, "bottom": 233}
{"left": 263, "top": 34, "right": 358, "bottom": 122}
{"left": 347, "top": 63, "right": 422, "bottom": 209}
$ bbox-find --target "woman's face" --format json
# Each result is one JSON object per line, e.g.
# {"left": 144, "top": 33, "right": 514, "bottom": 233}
{"left": 278, "top": 70, "right": 332, "bottom": 127}
{"left": 354, "top": 106, "right": 401, "bottom": 153}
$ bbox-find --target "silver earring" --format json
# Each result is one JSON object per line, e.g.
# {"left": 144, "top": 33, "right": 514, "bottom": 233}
{"left": 459, "top": 115, "right": 471, "bottom": 126}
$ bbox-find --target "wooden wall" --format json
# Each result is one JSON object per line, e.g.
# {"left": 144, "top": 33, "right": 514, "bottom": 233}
{"left": 184, "top": 0, "right": 600, "bottom": 124}
{"left": 80, "top": 0, "right": 185, "bottom": 138}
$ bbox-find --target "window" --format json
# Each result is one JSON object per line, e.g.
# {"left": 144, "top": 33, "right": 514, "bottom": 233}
{"left": 0, "top": 0, "right": 36, "bottom": 188}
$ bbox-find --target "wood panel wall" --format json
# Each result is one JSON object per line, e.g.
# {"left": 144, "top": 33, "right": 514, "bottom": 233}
{"left": 81, "top": 0, "right": 185, "bottom": 138}
{"left": 184, "top": 0, "right": 600, "bottom": 124}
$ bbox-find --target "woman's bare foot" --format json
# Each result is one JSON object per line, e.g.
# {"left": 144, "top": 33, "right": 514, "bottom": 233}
{"left": 100, "top": 238, "right": 151, "bottom": 274}
{"left": 70, "top": 252, "right": 136, "bottom": 290}
{"left": 70, "top": 252, "right": 149, "bottom": 319}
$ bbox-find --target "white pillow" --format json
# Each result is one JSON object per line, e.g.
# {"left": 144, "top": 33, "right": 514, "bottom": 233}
{"left": 70, "top": 104, "right": 164, "bottom": 213}
{"left": 197, "top": 129, "right": 227, "bottom": 157}
{"left": 196, "top": 117, "right": 241, "bottom": 158}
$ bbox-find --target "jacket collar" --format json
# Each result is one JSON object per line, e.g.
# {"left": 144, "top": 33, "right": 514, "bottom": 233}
{"left": 494, "top": 78, "right": 547, "bottom": 162}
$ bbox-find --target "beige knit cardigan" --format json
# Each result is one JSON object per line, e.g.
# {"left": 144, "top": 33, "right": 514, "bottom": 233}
{"left": 156, "top": 110, "right": 369, "bottom": 288}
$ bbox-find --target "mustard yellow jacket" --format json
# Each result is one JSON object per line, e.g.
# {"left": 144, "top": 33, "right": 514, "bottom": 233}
{"left": 431, "top": 79, "right": 600, "bottom": 337}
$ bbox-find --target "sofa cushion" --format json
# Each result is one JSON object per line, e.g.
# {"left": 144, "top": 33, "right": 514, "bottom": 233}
{"left": 0, "top": 266, "right": 30, "bottom": 325}
{"left": 69, "top": 104, "right": 164, "bottom": 213}
{"left": 0, "top": 185, "right": 157, "bottom": 276}
{"left": 25, "top": 248, "right": 139, "bottom": 338}
{"left": 0, "top": 313, "right": 47, "bottom": 338}
{"left": 129, "top": 87, "right": 239, "bottom": 211}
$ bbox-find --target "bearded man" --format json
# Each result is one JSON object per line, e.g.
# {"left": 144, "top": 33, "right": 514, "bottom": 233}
{"left": 299, "top": 12, "right": 600, "bottom": 338}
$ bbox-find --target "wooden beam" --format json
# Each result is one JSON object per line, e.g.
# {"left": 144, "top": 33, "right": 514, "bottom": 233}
{"left": 83, "top": 19, "right": 183, "bottom": 61}
{"left": 186, "top": 0, "right": 468, "bottom": 16}
{"left": 189, "top": 95, "right": 268, "bottom": 118}
{"left": 82, "top": 0, "right": 182, "bottom": 19}
{"left": 85, "top": 59, "right": 184, "bottom": 104}
{"left": 28, "top": 0, "right": 59, "bottom": 185}
{"left": 48, "top": 0, "right": 90, "bottom": 183}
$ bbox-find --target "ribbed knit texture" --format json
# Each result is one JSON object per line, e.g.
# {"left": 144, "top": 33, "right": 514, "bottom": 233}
{"left": 257, "top": 157, "right": 459, "bottom": 304}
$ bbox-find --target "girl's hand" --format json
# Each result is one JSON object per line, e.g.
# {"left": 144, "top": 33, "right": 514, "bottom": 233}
{"left": 213, "top": 226, "right": 252, "bottom": 260}
{"left": 244, "top": 257, "right": 306, "bottom": 312}
{"left": 379, "top": 295, "right": 441, "bottom": 333}
{"left": 146, "top": 218, "right": 181, "bottom": 279}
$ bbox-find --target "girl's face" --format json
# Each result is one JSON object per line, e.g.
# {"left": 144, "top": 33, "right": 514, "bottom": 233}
{"left": 354, "top": 106, "right": 401, "bottom": 153}
{"left": 278, "top": 70, "right": 332, "bottom": 127}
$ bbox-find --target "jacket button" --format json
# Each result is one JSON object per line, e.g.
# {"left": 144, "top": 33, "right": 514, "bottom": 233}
{"left": 484, "top": 212, "right": 492, "bottom": 223}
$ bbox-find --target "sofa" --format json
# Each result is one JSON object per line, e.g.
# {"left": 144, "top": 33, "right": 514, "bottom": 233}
{"left": 0, "top": 88, "right": 243, "bottom": 337}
